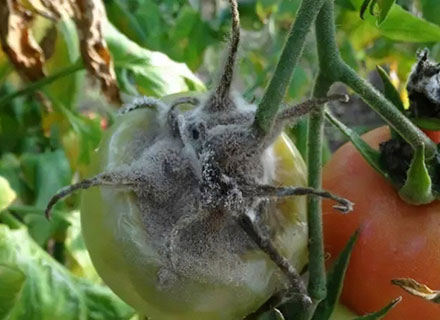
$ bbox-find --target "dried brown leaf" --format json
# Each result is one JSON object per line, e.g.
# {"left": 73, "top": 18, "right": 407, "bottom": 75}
{"left": 0, "top": 0, "right": 120, "bottom": 104}
{"left": 391, "top": 278, "right": 440, "bottom": 303}
{"left": 71, "top": 0, "right": 121, "bottom": 104}
{"left": 0, "top": 0, "right": 45, "bottom": 81}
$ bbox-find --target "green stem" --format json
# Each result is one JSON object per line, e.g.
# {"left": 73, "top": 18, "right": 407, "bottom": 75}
{"left": 0, "top": 61, "right": 84, "bottom": 107}
{"left": 0, "top": 211, "right": 23, "bottom": 229}
{"left": 302, "top": 4, "right": 340, "bottom": 313}
{"left": 254, "top": 0, "right": 326, "bottom": 134}
{"left": 306, "top": 73, "right": 333, "bottom": 305}
{"left": 337, "top": 64, "right": 436, "bottom": 158}
{"left": 311, "top": 0, "right": 436, "bottom": 159}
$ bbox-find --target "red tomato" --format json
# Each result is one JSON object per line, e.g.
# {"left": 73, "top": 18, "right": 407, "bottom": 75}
{"left": 422, "top": 129, "right": 440, "bottom": 144}
{"left": 322, "top": 126, "right": 440, "bottom": 319}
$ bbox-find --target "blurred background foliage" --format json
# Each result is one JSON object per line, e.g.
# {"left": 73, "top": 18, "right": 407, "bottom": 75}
{"left": 0, "top": 0, "right": 439, "bottom": 319}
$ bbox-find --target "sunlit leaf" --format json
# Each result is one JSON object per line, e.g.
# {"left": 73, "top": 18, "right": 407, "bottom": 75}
{"left": 0, "top": 176, "right": 16, "bottom": 211}
{"left": 376, "top": 65, "right": 405, "bottom": 113}
{"left": 64, "top": 210, "right": 100, "bottom": 281}
{"left": 392, "top": 278, "right": 440, "bottom": 303}
{"left": 351, "top": 0, "right": 440, "bottom": 42}
{"left": 0, "top": 225, "right": 134, "bottom": 319}
{"left": 45, "top": 18, "right": 82, "bottom": 110}
{"left": 0, "top": 264, "right": 25, "bottom": 319}
{"left": 104, "top": 22, "right": 205, "bottom": 97}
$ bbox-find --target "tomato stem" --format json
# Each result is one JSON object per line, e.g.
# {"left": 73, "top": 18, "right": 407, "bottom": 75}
{"left": 254, "top": 0, "right": 326, "bottom": 134}
{"left": 306, "top": 73, "right": 333, "bottom": 309}
{"left": 311, "top": 0, "right": 436, "bottom": 159}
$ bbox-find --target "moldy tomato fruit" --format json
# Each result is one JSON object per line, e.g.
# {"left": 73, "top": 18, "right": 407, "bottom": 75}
{"left": 46, "top": 2, "right": 352, "bottom": 319}
{"left": 323, "top": 126, "right": 440, "bottom": 320}
{"left": 79, "top": 95, "right": 310, "bottom": 320}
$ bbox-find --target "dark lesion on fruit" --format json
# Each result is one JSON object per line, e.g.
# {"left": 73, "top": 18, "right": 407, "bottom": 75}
{"left": 378, "top": 50, "right": 440, "bottom": 191}
{"left": 379, "top": 138, "right": 414, "bottom": 187}
{"left": 407, "top": 49, "right": 440, "bottom": 119}
{"left": 379, "top": 137, "right": 440, "bottom": 192}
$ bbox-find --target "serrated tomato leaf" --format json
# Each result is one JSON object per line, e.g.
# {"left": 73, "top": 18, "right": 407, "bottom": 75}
{"left": 353, "top": 297, "right": 401, "bottom": 319}
{"left": 312, "top": 230, "right": 360, "bottom": 320}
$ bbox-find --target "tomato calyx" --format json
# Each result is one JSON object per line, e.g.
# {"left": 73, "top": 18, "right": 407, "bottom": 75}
{"left": 328, "top": 50, "right": 440, "bottom": 205}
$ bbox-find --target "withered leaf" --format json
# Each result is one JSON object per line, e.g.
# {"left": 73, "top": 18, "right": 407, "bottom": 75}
{"left": 391, "top": 278, "right": 440, "bottom": 304}
{"left": 71, "top": 0, "right": 121, "bottom": 104}
{"left": 0, "top": 0, "right": 45, "bottom": 81}
{"left": 0, "top": 0, "right": 120, "bottom": 104}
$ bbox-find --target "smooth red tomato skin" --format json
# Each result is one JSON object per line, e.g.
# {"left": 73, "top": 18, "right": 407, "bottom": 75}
{"left": 323, "top": 126, "right": 440, "bottom": 320}
{"left": 422, "top": 129, "right": 440, "bottom": 144}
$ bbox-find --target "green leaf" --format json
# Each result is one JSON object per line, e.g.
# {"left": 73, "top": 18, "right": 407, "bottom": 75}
{"left": 421, "top": 0, "right": 440, "bottom": 26}
{"left": 45, "top": 18, "right": 82, "bottom": 110}
{"left": 378, "top": 5, "right": 440, "bottom": 42}
{"left": 360, "top": 0, "right": 372, "bottom": 19}
{"left": 0, "top": 225, "right": 135, "bottom": 320}
{"left": 104, "top": 22, "right": 205, "bottom": 96}
{"left": 105, "top": 0, "right": 149, "bottom": 47}
{"left": 325, "top": 111, "right": 389, "bottom": 179}
{"left": 351, "top": 0, "right": 440, "bottom": 42}
{"left": 0, "top": 176, "right": 16, "bottom": 211}
{"left": 353, "top": 297, "right": 401, "bottom": 319}
{"left": 398, "top": 145, "right": 435, "bottom": 205}
{"left": 64, "top": 210, "right": 100, "bottom": 281}
{"left": 313, "top": 230, "right": 360, "bottom": 320}
{"left": 8, "top": 205, "right": 70, "bottom": 247}
{"left": 0, "top": 62, "right": 83, "bottom": 108}
{"left": 376, "top": 66, "right": 405, "bottom": 113}
{"left": 336, "top": 0, "right": 356, "bottom": 11}
{"left": 411, "top": 118, "right": 440, "bottom": 131}
{"left": 20, "top": 150, "right": 71, "bottom": 209}
{"left": 0, "top": 264, "right": 26, "bottom": 319}
{"left": 377, "top": 0, "right": 396, "bottom": 25}
{"left": 167, "top": 6, "right": 217, "bottom": 70}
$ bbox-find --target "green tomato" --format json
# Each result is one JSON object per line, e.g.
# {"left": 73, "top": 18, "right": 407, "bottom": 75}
{"left": 80, "top": 93, "right": 309, "bottom": 320}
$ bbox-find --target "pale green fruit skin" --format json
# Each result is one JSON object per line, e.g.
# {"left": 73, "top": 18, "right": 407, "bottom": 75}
{"left": 80, "top": 95, "right": 309, "bottom": 320}
{"left": 330, "top": 304, "right": 358, "bottom": 320}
